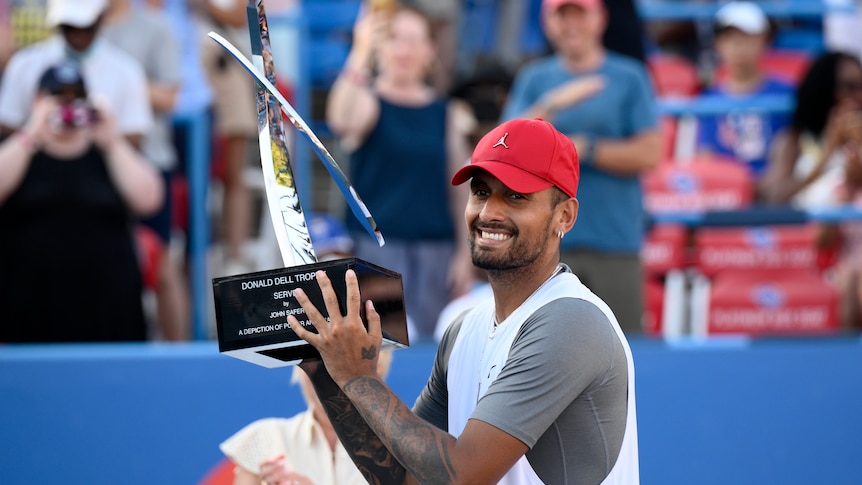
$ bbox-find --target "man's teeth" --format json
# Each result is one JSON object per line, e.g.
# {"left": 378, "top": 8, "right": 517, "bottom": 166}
{"left": 482, "top": 231, "right": 511, "bottom": 241}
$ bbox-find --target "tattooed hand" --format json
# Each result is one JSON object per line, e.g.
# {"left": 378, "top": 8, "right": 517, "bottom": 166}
{"left": 289, "top": 269, "right": 383, "bottom": 388}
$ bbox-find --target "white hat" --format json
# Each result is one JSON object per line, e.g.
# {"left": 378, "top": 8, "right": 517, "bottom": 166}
{"left": 714, "top": 1, "right": 769, "bottom": 35}
{"left": 46, "top": 0, "right": 108, "bottom": 28}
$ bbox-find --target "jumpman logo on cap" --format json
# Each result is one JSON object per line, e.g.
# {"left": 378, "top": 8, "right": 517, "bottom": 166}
{"left": 492, "top": 132, "right": 510, "bottom": 149}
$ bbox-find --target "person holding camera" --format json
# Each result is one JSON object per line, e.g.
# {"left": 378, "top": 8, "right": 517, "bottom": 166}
{"left": 0, "top": 62, "right": 164, "bottom": 342}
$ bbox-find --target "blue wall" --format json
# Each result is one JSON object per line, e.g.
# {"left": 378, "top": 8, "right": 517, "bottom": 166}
{"left": 1, "top": 337, "right": 861, "bottom": 484}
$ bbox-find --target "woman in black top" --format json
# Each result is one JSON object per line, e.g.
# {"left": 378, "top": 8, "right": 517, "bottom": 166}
{"left": 0, "top": 62, "right": 163, "bottom": 342}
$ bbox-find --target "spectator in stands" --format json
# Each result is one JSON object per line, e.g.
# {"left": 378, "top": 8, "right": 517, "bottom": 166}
{"left": 761, "top": 51, "right": 862, "bottom": 329}
{"left": 102, "top": 0, "right": 189, "bottom": 341}
{"left": 194, "top": 0, "right": 260, "bottom": 276}
{"left": 0, "top": 61, "right": 163, "bottom": 342}
{"left": 502, "top": 0, "right": 661, "bottom": 333}
{"left": 220, "top": 216, "right": 395, "bottom": 484}
{"left": 826, "top": 136, "right": 862, "bottom": 329}
{"left": 0, "top": 0, "right": 152, "bottom": 145}
{"left": 220, "top": 351, "right": 393, "bottom": 485}
{"left": 696, "top": 2, "right": 795, "bottom": 179}
{"left": 760, "top": 51, "right": 862, "bottom": 206}
{"left": 326, "top": 5, "right": 476, "bottom": 340}
{"left": 400, "top": 0, "right": 460, "bottom": 95}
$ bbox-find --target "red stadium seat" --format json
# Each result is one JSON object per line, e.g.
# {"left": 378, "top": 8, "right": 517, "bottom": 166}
{"left": 135, "top": 224, "right": 163, "bottom": 290}
{"left": 713, "top": 49, "right": 811, "bottom": 86}
{"left": 642, "top": 155, "right": 754, "bottom": 213}
{"left": 644, "top": 278, "right": 665, "bottom": 335}
{"left": 647, "top": 53, "right": 701, "bottom": 98}
{"left": 705, "top": 270, "right": 839, "bottom": 335}
{"left": 694, "top": 224, "right": 820, "bottom": 277}
{"left": 759, "top": 50, "right": 811, "bottom": 85}
{"left": 642, "top": 223, "right": 689, "bottom": 276}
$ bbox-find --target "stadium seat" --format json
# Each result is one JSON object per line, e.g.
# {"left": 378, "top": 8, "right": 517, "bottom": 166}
{"left": 693, "top": 270, "right": 839, "bottom": 336}
{"left": 646, "top": 53, "right": 700, "bottom": 98}
{"left": 642, "top": 155, "right": 755, "bottom": 214}
{"left": 644, "top": 278, "right": 664, "bottom": 335}
{"left": 773, "top": 27, "right": 825, "bottom": 56}
{"left": 759, "top": 50, "right": 811, "bottom": 85}
{"left": 694, "top": 224, "right": 820, "bottom": 277}
{"left": 302, "top": 0, "right": 361, "bottom": 89}
{"left": 713, "top": 49, "right": 811, "bottom": 85}
{"left": 135, "top": 225, "right": 163, "bottom": 291}
{"left": 643, "top": 223, "right": 689, "bottom": 276}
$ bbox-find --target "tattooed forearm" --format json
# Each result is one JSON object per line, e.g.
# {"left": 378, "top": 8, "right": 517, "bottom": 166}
{"left": 303, "top": 364, "right": 407, "bottom": 485}
{"left": 344, "top": 376, "right": 458, "bottom": 485}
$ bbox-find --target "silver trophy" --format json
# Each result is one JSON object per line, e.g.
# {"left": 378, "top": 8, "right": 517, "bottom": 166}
{"left": 211, "top": 0, "right": 408, "bottom": 368}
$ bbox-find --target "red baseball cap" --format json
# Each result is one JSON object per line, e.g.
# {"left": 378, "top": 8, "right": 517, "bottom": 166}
{"left": 543, "top": 0, "right": 603, "bottom": 12}
{"left": 451, "top": 118, "right": 579, "bottom": 198}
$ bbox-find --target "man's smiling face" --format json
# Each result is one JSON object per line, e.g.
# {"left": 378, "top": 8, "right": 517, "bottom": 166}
{"left": 466, "top": 171, "right": 559, "bottom": 272}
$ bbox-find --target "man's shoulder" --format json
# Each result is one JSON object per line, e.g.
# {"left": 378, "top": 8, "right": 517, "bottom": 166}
{"left": 7, "top": 37, "right": 59, "bottom": 67}
{"left": 524, "top": 297, "right": 619, "bottom": 348}
{"left": 129, "top": 6, "right": 177, "bottom": 36}
{"left": 517, "top": 55, "right": 563, "bottom": 77}
{"left": 92, "top": 40, "right": 147, "bottom": 75}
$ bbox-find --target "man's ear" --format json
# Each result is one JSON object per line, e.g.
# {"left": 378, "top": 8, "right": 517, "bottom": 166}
{"left": 560, "top": 197, "right": 578, "bottom": 232}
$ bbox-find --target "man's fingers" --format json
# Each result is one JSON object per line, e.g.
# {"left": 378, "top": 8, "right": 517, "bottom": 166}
{"left": 365, "top": 299, "right": 383, "bottom": 342}
{"left": 293, "top": 283, "right": 326, "bottom": 324}
{"left": 288, "top": 314, "right": 316, "bottom": 343}
{"left": 315, "top": 270, "right": 345, "bottom": 325}
{"left": 345, "top": 269, "right": 362, "bottom": 316}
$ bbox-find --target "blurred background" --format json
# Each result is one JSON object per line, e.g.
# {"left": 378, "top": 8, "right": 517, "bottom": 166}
{"left": 1, "top": 0, "right": 861, "bottom": 483}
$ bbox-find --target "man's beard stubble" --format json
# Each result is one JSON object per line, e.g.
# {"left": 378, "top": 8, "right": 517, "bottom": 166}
{"left": 469, "top": 219, "right": 554, "bottom": 272}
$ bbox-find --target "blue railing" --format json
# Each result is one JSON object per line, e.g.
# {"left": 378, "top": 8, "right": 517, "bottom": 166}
{"left": 171, "top": 110, "right": 211, "bottom": 340}
{"left": 638, "top": 0, "right": 857, "bottom": 20}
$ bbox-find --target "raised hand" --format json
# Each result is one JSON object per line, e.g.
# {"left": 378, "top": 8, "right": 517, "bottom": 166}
{"left": 288, "top": 270, "right": 383, "bottom": 387}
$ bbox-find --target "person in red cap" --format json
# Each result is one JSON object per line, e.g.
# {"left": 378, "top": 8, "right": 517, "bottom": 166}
{"left": 288, "top": 118, "right": 639, "bottom": 484}
{"left": 502, "top": 0, "right": 662, "bottom": 334}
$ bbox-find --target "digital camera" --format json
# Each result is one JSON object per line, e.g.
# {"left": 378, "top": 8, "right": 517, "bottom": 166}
{"left": 52, "top": 99, "right": 97, "bottom": 129}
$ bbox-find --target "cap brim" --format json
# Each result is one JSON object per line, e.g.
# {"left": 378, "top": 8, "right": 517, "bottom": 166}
{"left": 452, "top": 161, "right": 555, "bottom": 194}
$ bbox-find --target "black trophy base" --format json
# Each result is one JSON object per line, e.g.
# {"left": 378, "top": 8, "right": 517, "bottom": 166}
{"left": 212, "top": 257, "right": 409, "bottom": 368}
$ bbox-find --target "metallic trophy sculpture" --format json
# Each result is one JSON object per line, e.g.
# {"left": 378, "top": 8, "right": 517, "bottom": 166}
{"left": 210, "top": 1, "right": 408, "bottom": 367}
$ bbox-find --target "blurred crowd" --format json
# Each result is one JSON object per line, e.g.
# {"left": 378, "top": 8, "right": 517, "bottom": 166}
{"left": 1, "top": 0, "right": 862, "bottom": 344}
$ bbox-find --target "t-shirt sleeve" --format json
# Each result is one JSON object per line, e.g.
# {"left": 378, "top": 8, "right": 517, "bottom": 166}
{"left": 219, "top": 417, "right": 287, "bottom": 475}
{"left": 469, "top": 298, "right": 619, "bottom": 448}
{"left": 0, "top": 52, "right": 31, "bottom": 128}
{"left": 413, "top": 317, "right": 464, "bottom": 431}
{"left": 117, "top": 60, "right": 154, "bottom": 135}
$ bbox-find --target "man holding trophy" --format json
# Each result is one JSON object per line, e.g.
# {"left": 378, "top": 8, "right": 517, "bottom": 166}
{"left": 211, "top": 1, "right": 638, "bottom": 482}
{"left": 290, "top": 118, "right": 639, "bottom": 484}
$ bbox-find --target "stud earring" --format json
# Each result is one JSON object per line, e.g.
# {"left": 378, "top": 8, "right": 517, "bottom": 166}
{"left": 558, "top": 230, "right": 565, "bottom": 239}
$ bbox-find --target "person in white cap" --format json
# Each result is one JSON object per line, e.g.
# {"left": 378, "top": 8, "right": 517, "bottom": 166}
{"left": 290, "top": 118, "right": 638, "bottom": 484}
{"left": 0, "top": 0, "right": 152, "bottom": 145}
{"left": 696, "top": 1, "right": 796, "bottom": 180}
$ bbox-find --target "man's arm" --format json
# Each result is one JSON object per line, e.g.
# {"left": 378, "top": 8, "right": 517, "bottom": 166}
{"left": 300, "top": 361, "right": 409, "bottom": 485}
{"left": 574, "top": 129, "right": 662, "bottom": 176}
{"left": 292, "top": 271, "right": 529, "bottom": 485}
